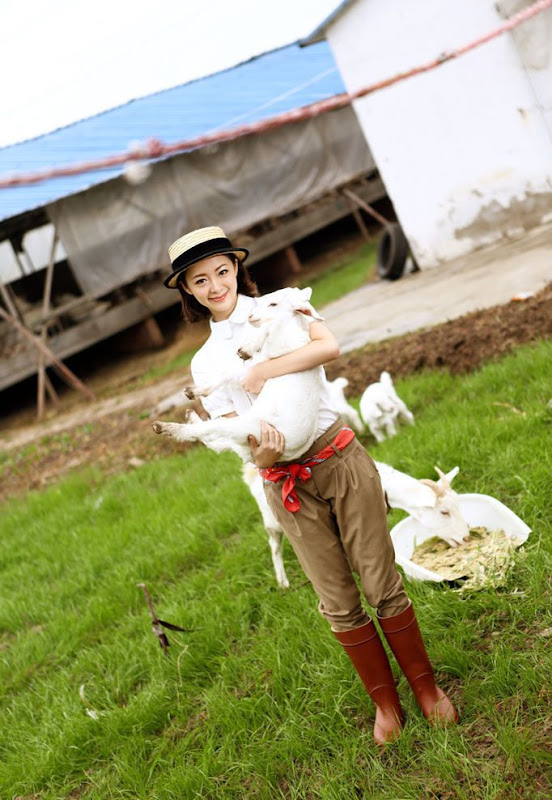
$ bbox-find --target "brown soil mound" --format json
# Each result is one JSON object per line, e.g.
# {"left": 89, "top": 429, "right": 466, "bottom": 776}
{"left": 326, "top": 283, "right": 552, "bottom": 395}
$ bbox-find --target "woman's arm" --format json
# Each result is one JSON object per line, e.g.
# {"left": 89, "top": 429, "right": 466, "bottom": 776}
{"left": 241, "top": 321, "right": 340, "bottom": 395}
{"left": 223, "top": 413, "right": 284, "bottom": 468}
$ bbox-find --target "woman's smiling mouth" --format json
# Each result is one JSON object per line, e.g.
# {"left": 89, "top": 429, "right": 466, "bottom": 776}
{"left": 210, "top": 292, "right": 228, "bottom": 303}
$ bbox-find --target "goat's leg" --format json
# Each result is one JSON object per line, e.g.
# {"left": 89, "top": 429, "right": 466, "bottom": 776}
{"left": 344, "top": 407, "right": 364, "bottom": 434}
{"left": 183, "top": 370, "right": 243, "bottom": 401}
{"left": 267, "top": 528, "right": 289, "bottom": 589}
{"left": 368, "top": 420, "right": 386, "bottom": 443}
{"left": 152, "top": 415, "right": 260, "bottom": 463}
{"left": 396, "top": 401, "right": 415, "bottom": 426}
{"left": 383, "top": 415, "right": 398, "bottom": 438}
{"left": 237, "top": 326, "right": 268, "bottom": 361}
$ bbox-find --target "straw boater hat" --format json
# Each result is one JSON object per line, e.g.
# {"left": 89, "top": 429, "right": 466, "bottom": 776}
{"left": 165, "top": 226, "right": 249, "bottom": 288}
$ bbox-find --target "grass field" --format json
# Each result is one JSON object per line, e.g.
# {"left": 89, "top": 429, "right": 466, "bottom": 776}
{"left": 1, "top": 339, "right": 551, "bottom": 799}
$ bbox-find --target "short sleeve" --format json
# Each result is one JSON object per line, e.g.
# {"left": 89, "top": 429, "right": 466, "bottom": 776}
{"left": 191, "top": 354, "right": 235, "bottom": 419}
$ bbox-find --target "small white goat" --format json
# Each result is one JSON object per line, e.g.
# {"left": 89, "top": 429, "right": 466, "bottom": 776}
{"left": 242, "top": 462, "right": 289, "bottom": 588}
{"left": 360, "top": 371, "right": 414, "bottom": 443}
{"left": 326, "top": 377, "right": 364, "bottom": 433}
{"left": 152, "top": 287, "right": 324, "bottom": 463}
{"left": 375, "top": 463, "right": 470, "bottom": 547}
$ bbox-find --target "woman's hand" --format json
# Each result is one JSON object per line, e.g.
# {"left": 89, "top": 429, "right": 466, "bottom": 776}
{"left": 249, "top": 420, "right": 285, "bottom": 469}
{"left": 241, "top": 363, "right": 268, "bottom": 395}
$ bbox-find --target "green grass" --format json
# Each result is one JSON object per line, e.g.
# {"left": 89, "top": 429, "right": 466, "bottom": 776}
{"left": 1, "top": 339, "right": 551, "bottom": 799}
{"left": 302, "top": 241, "right": 378, "bottom": 309}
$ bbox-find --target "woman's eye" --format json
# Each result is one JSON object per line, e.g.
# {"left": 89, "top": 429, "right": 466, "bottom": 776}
{"left": 219, "top": 269, "right": 228, "bottom": 276}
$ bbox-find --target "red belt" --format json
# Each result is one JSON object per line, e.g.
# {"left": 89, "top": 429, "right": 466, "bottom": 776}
{"left": 260, "top": 426, "right": 355, "bottom": 512}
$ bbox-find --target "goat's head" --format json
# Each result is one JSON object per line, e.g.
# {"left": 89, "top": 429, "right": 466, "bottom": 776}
{"left": 239, "top": 287, "right": 323, "bottom": 359}
{"left": 247, "top": 287, "right": 323, "bottom": 327}
{"left": 411, "top": 466, "right": 470, "bottom": 548}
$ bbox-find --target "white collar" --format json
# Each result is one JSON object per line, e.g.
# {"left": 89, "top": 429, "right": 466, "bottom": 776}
{"left": 209, "top": 294, "right": 256, "bottom": 338}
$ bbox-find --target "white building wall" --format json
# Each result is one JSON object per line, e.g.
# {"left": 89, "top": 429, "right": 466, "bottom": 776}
{"left": 325, "top": 0, "right": 552, "bottom": 267}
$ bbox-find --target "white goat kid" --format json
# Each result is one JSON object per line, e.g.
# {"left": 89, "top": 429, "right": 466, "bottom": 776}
{"left": 152, "top": 287, "right": 324, "bottom": 463}
{"left": 375, "top": 463, "right": 470, "bottom": 547}
{"left": 326, "top": 377, "right": 364, "bottom": 433}
{"left": 360, "top": 371, "right": 414, "bottom": 442}
{"left": 242, "top": 462, "right": 289, "bottom": 588}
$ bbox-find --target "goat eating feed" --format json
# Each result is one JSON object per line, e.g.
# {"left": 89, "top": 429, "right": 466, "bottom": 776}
{"left": 375, "top": 463, "right": 470, "bottom": 548}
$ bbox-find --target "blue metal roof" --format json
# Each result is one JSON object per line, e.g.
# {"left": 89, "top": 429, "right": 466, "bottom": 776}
{"left": 0, "top": 41, "right": 344, "bottom": 225}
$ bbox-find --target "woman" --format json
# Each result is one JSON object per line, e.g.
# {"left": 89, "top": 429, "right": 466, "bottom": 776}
{"left": 164, "top": 226, "right": 458, "bottom": 745}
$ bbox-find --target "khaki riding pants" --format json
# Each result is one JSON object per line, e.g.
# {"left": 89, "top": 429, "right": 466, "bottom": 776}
{"left": 263, "top": 418, "right": 409, "bottom": 632}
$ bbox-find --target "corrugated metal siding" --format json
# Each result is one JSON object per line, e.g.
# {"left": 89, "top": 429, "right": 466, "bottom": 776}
{"left": 0, "top": 42, "right": 344, "bottom": 224}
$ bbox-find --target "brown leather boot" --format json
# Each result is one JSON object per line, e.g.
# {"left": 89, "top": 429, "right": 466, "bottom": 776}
{"left": 378, "top": 602, "right": 458, "bottom": 725}
{"left": 334, "top": 620, "right": 404, "bottom": 745}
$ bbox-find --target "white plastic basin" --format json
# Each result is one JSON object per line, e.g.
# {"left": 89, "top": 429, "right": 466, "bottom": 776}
{"left": 390, "top": 493, "right": 532, "bottom": 582}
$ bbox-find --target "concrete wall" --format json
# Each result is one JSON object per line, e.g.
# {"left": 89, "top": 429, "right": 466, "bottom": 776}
{"left": 325, "top": 0, "right": 552, "bottom": 267}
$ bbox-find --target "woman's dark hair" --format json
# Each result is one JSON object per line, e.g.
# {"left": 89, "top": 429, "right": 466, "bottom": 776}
{"left": 176, "top": 255, "right": 259, "bottom": 323}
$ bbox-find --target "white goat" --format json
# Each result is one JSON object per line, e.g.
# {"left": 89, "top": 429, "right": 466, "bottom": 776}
{"left": 360, "top": 371, "right": 414, "bottom": 443}
{"left": 242, "top": 462, "right": 289, "bottom": 588}
{"left": 375, "top": 463, "right": 470, "bottom": 547}
{"left": 152, "top": 287, "right": 324, "bottom": 463}
{"left": 326, "top": 377, "right": 364, "bottom": 433}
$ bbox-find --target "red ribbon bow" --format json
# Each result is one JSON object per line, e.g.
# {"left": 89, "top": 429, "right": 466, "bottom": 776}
{"left": 260, "top": 426, "right": 355, "bottom": 512}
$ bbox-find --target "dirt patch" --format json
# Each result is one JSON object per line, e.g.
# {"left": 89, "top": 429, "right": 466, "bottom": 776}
{"left": 325, "top": 283, "right": 552, "bottom": 395}
{"left": 0, "top": 284, "right": 550, "bottom": 506}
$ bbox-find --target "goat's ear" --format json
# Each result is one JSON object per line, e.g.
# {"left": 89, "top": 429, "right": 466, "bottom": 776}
{"left": 442, "top": 466, "right": 459, "bottom": 485}
{"left": 299, "top": 287, "right": 313, "bottom": 302}
{"left": 295, "top": 305, "right": 325, "bottom": 321}
{"left": 417, "top": 480, "right": 440, "bottom": 506}
{"left": 434, "top": 465, "right": 456, "bottom": 490}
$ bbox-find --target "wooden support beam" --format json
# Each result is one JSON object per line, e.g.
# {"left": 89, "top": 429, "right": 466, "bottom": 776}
{"left": 350, "top": 206, "right": 372, "bottom": 242}
{"left": 341, "top": 187, "right": 390, "bottom": 229}
{"left": 284, "top": 245, "right": 303, "bottom": 275}
{"left": 0, "top": 278, "right": 23, "bottom": 322}
{"left": 0, "top": 306, "right": 95, "bottom": 401}
{"left": 37, "top": 232, "right": 60, "bottom": 419}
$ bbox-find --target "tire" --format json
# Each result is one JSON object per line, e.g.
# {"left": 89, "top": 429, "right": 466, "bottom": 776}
{"left": 377, "top": 223, "right": 409, "bottom": 281}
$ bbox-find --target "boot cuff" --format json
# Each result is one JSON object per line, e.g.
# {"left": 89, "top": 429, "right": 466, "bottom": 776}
{"left": 378, "top": 601, "right": 415, "bottom": 634}
{"left": 333, "top": 619, "right": 378, "bottom": 647}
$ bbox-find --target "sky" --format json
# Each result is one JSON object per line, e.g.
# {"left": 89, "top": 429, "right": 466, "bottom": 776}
{"left": 0, "top": 0, "right": 340, "bottom": 148}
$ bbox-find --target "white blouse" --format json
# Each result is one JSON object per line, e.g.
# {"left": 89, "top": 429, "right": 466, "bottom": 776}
{"left": 190, "top": 293, "right": 338, "bottom": 437}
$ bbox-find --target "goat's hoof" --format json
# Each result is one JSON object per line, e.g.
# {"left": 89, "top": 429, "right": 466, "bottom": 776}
{"left": 184, "top": 386, "right": 197, "bottom": 400}
{"left": 152, "top": 421, "right": 164, "bottom": 434}
{"left": 237, "top": 347, "right": 251, "bottom": 361}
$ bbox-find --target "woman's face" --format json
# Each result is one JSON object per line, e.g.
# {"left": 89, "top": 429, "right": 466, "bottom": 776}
{"left": 183, "top": 254, "right": 239, "bottom": 321}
